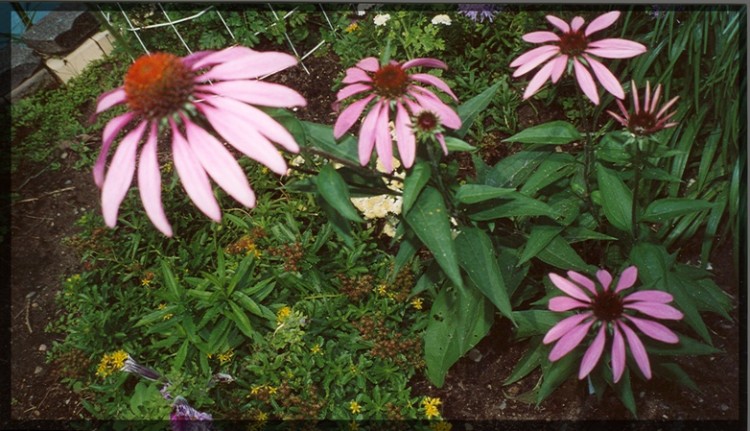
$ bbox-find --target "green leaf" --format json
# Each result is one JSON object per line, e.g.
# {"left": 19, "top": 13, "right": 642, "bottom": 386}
{"left": 444, "top": 136, "right": 477, "bottom": 152}
{"left": 315, "top": 164, "right": 363, "bottom": 222}
{"left": 503, "top": 339, "right": 544, "bottom": 385}
{"left": 647, "top": 333, "right": 722, "bottom": 356}
{"left": 512, "top": 310, "right": 560, "bottom": 339}
{"left": 467, "top": 192, "right": 560, "bottom": 220}
{"left": 482, "top": 150, "right": 548, "bottom": 188}
{"left": 455, "top": 81, "right": 502, "bottom": 138}
{"left": 504, "top": 121, "right": 582, "bottom": 145}
{"left": 537, "top": 349, "right": 578, "bottom": 404}
{"left": 563, "top": 227, "right": 618, "bottom": 243}
{"left": 655, "top": 363, "right": 700, "bottom": 393}
{"left": 391, "top": 232, "right": 419, "bottom": 283}
{"left": 641, "top": 198, "right": 714, "bottom": 222}
{"left": 536, "top": 235, "right": 596, "bottom": 272}
{"left": 316, "top": 194, "right": 354, "bottom": 248}
{"left": 228, "top": 300, "right": 256, "bottom": 339}
{"left": 519, "top": 152, "right": 577, "bottom": 196}
{"left": 232, "top": 291, "right": 265, "bottom": 320}
{"left": 404, "top": 186, "right": 463, "bottom": 289}
{"left": 173, "top": 339, "right": 189, "bottom": 370}
{"left": 301, "top": 121, "right": 359, "bottom": 164}
{"left": 609, "top": 368, "right": 638, "bottom": 418}
{"left": 518, "top": 225, "right": 564, "bottom": 265}
{"left": 455, "top": 184, "right": 516, "bottom": 204}
{"left": 455, "top": 227, "right": 515, "bottom": 323}
{"left": 402, "top": 161, "right": 431, "bottom": 214}
{"left": 595, "top": 163, "right": 633, "bottom": 232}
{"left": 160, "top": 260, "right": 182, "bottom": 301}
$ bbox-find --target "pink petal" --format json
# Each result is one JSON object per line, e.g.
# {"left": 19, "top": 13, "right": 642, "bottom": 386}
{"left": 571, "top": 16, "right": 585, "bottom": 32}
{"left": 549, "top": 296, "right": 590, "bottom": 312}
{"left": 408, "top": 87, "right": 461, "bottom": 130}
{"left": 342, "top": 66, "right": 373, "bottom": 84}
{"left": 336, "top": 83, "right": 374, "bottom": 101}
{"left": 579, "top": 324, "right": 607, "bottom": 379}
{"left": 584, "top": 54, "right": 624, "bottom": 99}
{"left": 624, "top": 302, "right": 684, "bottom": 320}
{"left": 573, "top": 58, "right": 599, "bottom": 105}
{"left": 623, "top": 290, "right": 674, "bottom": 304}
{"left": 623, "top": 315, "right": 679, "bottom": 344}
{"left": 550, "top": 55, "right": 567, "bottom": 83}
{"left": 181, "top": 50, "right": 215, "bottom": 69}
{"left": 94, "top": 112, "right": 136, "bottom": 188}
{"left": 402, "top": 58, "right": 447, "bottom": 70}
{"left": 611, "top": 325, "right": 626, "bottom": 383}
{"left": 585, "top": 11, "right": 620, "bottom": 37}
{"left": 655, "top": 96, "right": 680, "bottom": 119}
{"left": 199, "top": 104, "right": 288, "bottom": 175}
{"left": 170, "top": 121, "right": 221, "bottom": 222}
{"left": 357, "top": 100, "right": 383, "bottom": 166}
{"left": 567, "top": 271, "right": 597, "bottom": 294}
{"left": 614, "top": 266, "right": 638, "bottom": 292}
{"left": 96, "top": 88, "right": 127, "bottom": 114}
{"left": 649, "top": 84, "right": 662, "bottom": 114}
{"left": 586, "top": 39, "right": 648, "bottom": 59}
{"left": 631, "top": 80, "right": 640, "bottom": 114}
{"left": 607, "top": 109, "right": 628, "bottom": 127}
{"left": 513, "top": 48, "right": 560, "bottom": 78}
{"left": 522, "top": 59, "right": 555, "bottom": 100}
{"left": 356, "top": 57, "right": 380, "bottom": 72}
{"left": 543, "top": 312, "right": 593, "bottom": 344}
{"left": 545, "top": 15, "right": 570, "bottom": 33}
{"left": 374, "top": 103, "right": 393, "bottom": 172}
{"left": 549, "top": 318, "right": 595, "bottom": 361}
{"left": 395, "top": 103, "right": 416, "bottom": 168}
{"left": 198, "top": 81, "right": 306, "bottom": 108}
{"left": 138, "top": 123, "right": 172, "bottom": 237}
{"left": 189, "top": 46, "right": 257, "bottom": 70}
{"left": 522, "top": 31, "right": 560, "bottom": 44}
{"left": 597, "top": 269, "right": 613, "bottom": 290}
{"left": 197, "top": 51, "right": 298, "bottom": 82}
{"left": 549, "top": 273, "right": 592, "bottom": 302}
{"left": 644, "top": 81, "right": 652, "bottom": 114}
{"left": 101, "top": 121, "right": 147, "bottom": 228}
{"left": 184, "top": 120, "right": 256, "bottom": 208}
{"left": 410, "top": 73, "right": 458, "bottom": 101}
{"left": 436, "top": 133, "right": 448, "bottom": 155}
{"left": 510, "top": 45, "right": 560, "bottom": 72}
{"left": 618, "top": 321, "right": 652, "bottom": 379}
{"left": 616, "top": 98, "right": 630, "bottom": 118}
{"left": 333, "top": 94, "right": 377, "bottom": 138}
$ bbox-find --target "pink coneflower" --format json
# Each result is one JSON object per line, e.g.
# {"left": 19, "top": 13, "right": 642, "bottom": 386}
{"left": 543, "top": 266, "right": 683, "bottom": 382}
{"left": 171, "top": 396, "right": 212, "bottom": 431}
{"left": 333, "top": 57, "right": 461, "bottom": 172}
{"left": 510, "top": 11, "right": 647, "bottom": 105}
{"left": 607, "top": 80, "right": 680, "bottom": 136}
{"left": 91, "top": 47, "right": 306, "bottom": 236}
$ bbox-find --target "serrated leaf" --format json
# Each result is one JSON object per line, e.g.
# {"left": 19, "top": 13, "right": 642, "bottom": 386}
{"left": 402, "top": 161, "right": 431, "bottom": 214}
{"left": 595, "top": 163, "right": 633, "bottom": 232}
{"left": 641, "top": 198, "right": 714, "bottom": 222}
{"left": 504, "top": 121, "right": 582, "bottom": 145}
{"left": 316, "top": 164, "right": 363, "bottom": 222}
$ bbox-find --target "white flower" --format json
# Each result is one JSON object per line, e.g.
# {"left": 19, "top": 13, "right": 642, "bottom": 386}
{"left": 431, "top": 14, "right": 452, "bottom": 26}
{"left": 373, "top": 14, "right": 391, "bottom": 26}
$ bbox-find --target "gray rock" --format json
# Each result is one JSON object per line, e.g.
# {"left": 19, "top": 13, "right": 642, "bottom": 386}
{"left": 5, "top": 67, "right": 58, "bottom": 104}
{"left": 21, "top": 4, "right": 99, "bottom": 55}
{"left": 1, "top": 42, "right": 42, "bottom": 90}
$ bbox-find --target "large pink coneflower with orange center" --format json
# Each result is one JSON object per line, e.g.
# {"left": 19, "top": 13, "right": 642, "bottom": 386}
{"left": 333, "top": 57, "right": 461, "bottom": 172}
{"left": 607, "top": 80, "right": 680, "bottom": 136}
{"left": 510, "top": 11, "right": 647, "bottom": 105}
{"left": 91, "top": 47, "right": 306, "bottom": 237}
{"left": 543, "top": 266, "right": 683, "bottom": 383}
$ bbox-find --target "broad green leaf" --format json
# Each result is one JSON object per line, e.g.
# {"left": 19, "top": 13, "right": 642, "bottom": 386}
{"left": 404, "top": 186, "right": 463, "bottom": 289}
{"left": 537, "top": 349, "right": 578, "bottom": 404}
{"left": 391, "top": 232, "right": 419, "bottom": 283}
{"left": 609, "top": 368, "right": 638, "bottom": 417}
{"left": 173, "top": 339, "right": 189, "bottom": 370}
{"left": 160, "top": 260, "right": 182, "bottom": 301}
{"left": 228, "top": 300, "right": 256, "bottom": 339}
{"left": 563, "top": 226, "right": 618, "bottom": 243}
{"left": 519, "top": 152, "right": 577, "bottom": 196}
{"left": 456, "top": 227, "right": 515, "bottom": 323}
{"left": 316, "top": 194, "right": 354, "bottom": 248}
{"left": 267, "top": 108, "right": 306, "bottom": 147}
{"left": 301, "top": 121, "right": 359, "bottom": 164}
{"left": 467, "top": 193, "right": 559, "bottom": 221}
{"left": 503, "top": 339, "right": 544, "bottom": 385}
{"left": 518, "top": 225, "right": 564, "bottom": 265}
{"left": 482, "top": 150, "right": 548, "bottom": 188}
{"left": 444, "top": 136, "right": 477, "bottom": 152}
{"left": 512, "top": 310, "right": 560, "bottom": 339}
{"left": 455, "top": 81, "right": 502, "bottom": 138}
{"left": 656, "top": 363, "right": 700, "bottom": 393}
{"left": 641, "top": 198, "right": 714, "bottom": 222}
{"left": 455, "top": 184, "right": 515, "bottom": 204}
{"left": 315, "top": 164, "right": 363, "bottom": 222}
{"left": 402, "top": 161, "right": 431, "bottom": 214}
{"left": 646, "top": 334, "right": 722, "bottom": 356}
{"left": 504, "top": 121, "right": 582, "bottom": 145}
{"left": 537, "top": 235, "right": 596, "bottom": 272}
{"left": 232, "top": 291, "right": 264, "bottom": 319}
{"left": 595, "top": 163, "right": 633, "bottom": 232}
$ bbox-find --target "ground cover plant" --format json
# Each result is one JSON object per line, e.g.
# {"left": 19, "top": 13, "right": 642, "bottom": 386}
{"left": 10, "top": 3, "right": 744, "bottom": 427}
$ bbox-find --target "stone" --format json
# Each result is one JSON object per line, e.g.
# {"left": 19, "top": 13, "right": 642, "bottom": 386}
{"left": 38, "top": 344, "right": 47, "bottom": 352}
{"left": 5, "top": 68, "right": 58, "bottom": 104}
{"left": 21, "top": 4, "right": 99, "bottom": 56}
{"left": 45, "top": 31, "right": 113, "bottom": 84}
{"left": 1, "top": 42, "right": 42, "bottom": 90}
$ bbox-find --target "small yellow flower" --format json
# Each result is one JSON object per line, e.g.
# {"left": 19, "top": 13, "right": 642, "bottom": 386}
{"left": 141, "top": 271, "right": 155, "bottom": 287}
{"left": 375, "top": 284, "right": 388, "bottom": 296}
{"left": 411, "top": 298, "right": 424, "bottom": 310}
{"left": 345, "top": 22, "right": 359, "bottom": 33}
{"left": 110, "top": 350, "right": 128, "bottom": 369}
{"left": 217, "top": 350, "right": 234, "bottom": 364}
{"left": 422, "top": 397, "right": 442, "bottom": 419}
{"left": 268, "top": 386, "right": 278, "bottom": 395}
{"left": 95, "top": 350, "right": 129, "bottom": 378}
{"left": 276, "top": 306, "right": 292, "bottom": 324}
{"left": 255, "top": 411, "right": 268, "bottom": 421}
{"left": 207, "top": 353, "right": 214, "bottom": 359}
{"left": 311, "top": 343, "right": 322, "bottom": 355}
{"left": 163, "top": 313, "right": 174, "bottom": 320}
{"left": 349, "top": 400, "right": 362, "bottom": 414}
{"left": 250, "top": 385, "right": 262, "bottom": 395}
{"left": 162, "top": 162, "right": 173, "bottom": 173}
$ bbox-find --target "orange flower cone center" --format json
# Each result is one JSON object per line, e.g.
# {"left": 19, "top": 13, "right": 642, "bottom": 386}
{"left": 372, "top": 64, "right": 409, "bottom": 98}
{"left": 124, "top": 53, "right": 194, "bottom": 119}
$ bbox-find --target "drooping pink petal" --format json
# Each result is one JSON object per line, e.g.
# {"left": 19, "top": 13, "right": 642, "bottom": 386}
{"left": 570, "top": 16, "right": 585, "bottom": 32}
{"left": 402, "top": 58, "right": 447, "bottom": 70}
{"left": 408, "top": 87, "right": 461, "bottom": 129}
{"left": 543, "top": 312, "right": 593, "bottom": 344}
{"left": 189, "top": 46, "right": 258, "bottom": 70}
{"left": 436, "top": 133, "right": 448, "bottom": 155}
{"left": 356, "top": 57, "right": 380, "bottom": 72}
{"left": 614, "top": 266, "right": 638, "bottom": 292}
{"left": 549, "top": 296, "right": 590, "bottom": 312}
{"left": 510, "top": 45, "right": 560, "bottom": 71}
{"left": 395, "top": 103, "right": 416, "bottom": 168}
{"left": 596, "top": 269, "right": 613, "bottom": 290}
{"left": 196, "top": 51, "right": 298, "bottom": 82}
{"left": 573, "top": 58, "right": 599, "bottom": 105}
{"left": 522, "top": 31, "right": 560, "bottom": 44}
{"left": 611, "top": 324, "right": 626, "bottom": 382}
{"left": 94, "top": 112, "right": 136, "bottom": 188}
{"left": 607, "top": 109, "right": 628, "bottom": 127}
{"left": 184, "top": 119, "right": 256, "bottom": 208}
{"left": 522, "top": 59, "right": 556, "bottom": 100}
{"left": 336, "top": 83, "right": 374, "bottom": 101}
{"left": 137, "top": 122, "right": 172, "bottom": 237}
{"left": 357, "top": 100, "right": 383, "bottom": 166}
{"left": 616, "top": 98, "right": 630, "bottom": 118}
{"left": 410, "top": 73, "right": 458, "bottom": 101}
{"left": 586, "top": 39, "right": 647, "bottom": 58}
{"left": 101, "top": 121, "right": 147, "bottom": 228}
{"left": 550, "top": 55, "right": 568, "bottom": 83}
{"left": 624, "top": 302, "right": 684, "bottom": 320}
{"left": 567, "top": 271, "right": 597, "bottom": 294}
{"left": 197, "top": 81, "right": 306, "bottom": 108}
{"left": 579, "top": 324, "right": 607, "bottom": 379}
{"left": 623, "top": 290, "right": 674, "bottom": 304}
{"left": 584, "top": 11, "right": 621, "bottom": 37}
{"left": 549, "top": 318, "right": 595, "bottom": 361}
{"left": 342, "top": 66, "right": 373, "bottom": 84}
{"left": 545, "top": 15, "right": 570, "bottom": 33}
{"left": 584, "top": 54, "right": 625, "bottom": 99}
{"left": 170, "top": 120, "right": 221, "bottom": 222}
{"left": 512, "top": 48, "right": 560, "bottom": 78}
{"left": 96, "top": 88, "right": 127, "bottom": 114}
{"left": 333, "top": 94, "right": 377, "bottom": 138}
{"left": 549, "top": 273, "right": 592, "bottom": 302}
{"left": 618, "top": 321, "right": 652, "bottom": 379}
{"left": 623, "top": 315, "right": 680, "bottom": 343}
{"left": 374, "top": 103, "right": 393, "bottom": 172}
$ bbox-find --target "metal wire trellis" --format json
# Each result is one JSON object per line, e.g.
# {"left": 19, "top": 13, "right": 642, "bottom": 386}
{"left": 96, "top": 3, "right": 337, "bottom": 75}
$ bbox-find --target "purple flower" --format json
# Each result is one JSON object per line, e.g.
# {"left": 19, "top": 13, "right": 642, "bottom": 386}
{"left": 91, "top": 47, "right": 307, "bottom": 237}
{"left": 606, "top": 80, "right": 680, "bottom": 136}
{"left": 510, "top": 12, "right": 647, "bottom": 105}
{"left": 333, "top": 57, "right": 461, "bottom": 172}
{"left": 171, "top": 396, "right": 212, "bottom": 431}
{"left": 543, "top": 266, "right": 683, "bottom": 382}
{"left": 457, "top": 4, "right": 501, "bottom": 23}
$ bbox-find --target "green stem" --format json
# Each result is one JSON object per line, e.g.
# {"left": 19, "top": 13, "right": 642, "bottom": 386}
{"left": 631, "top": 140, "right": 642, "bottom": 240}
{"left": 576, "top": 92, "right": 597, "bottom": 218}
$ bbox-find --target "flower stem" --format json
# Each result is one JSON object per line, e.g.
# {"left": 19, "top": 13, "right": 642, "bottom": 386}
{"left": 631, "top": 140, "right": 643, "bottom": 240}
{"left": 576, "top": 92, "right": 597, "bottom": 219}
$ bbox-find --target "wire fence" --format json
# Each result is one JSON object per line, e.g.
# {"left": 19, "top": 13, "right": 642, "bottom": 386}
{"left": 95, "top": 3, "right": 339, "bottom": 74}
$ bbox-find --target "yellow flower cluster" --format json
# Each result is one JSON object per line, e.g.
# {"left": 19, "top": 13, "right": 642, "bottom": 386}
{"left": 345, "top": 22, "right": 359, "bottom": 33}
{"left": 276, "top": 306, "right": 292, "bottom": 324}
{"left": 96, "top": 350, "right": 128, "bottom": 378}
{"left": 349, "top": 400, "right": 362, "bottom": 414}
{"left": 217, "top": 350, "right": 234, "bottom": 364}
{"left": 250, "top": 384, "right": 278, "bottom": 395}
{"left": 422, "top": 397, "right": 442, "bottom": 419}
